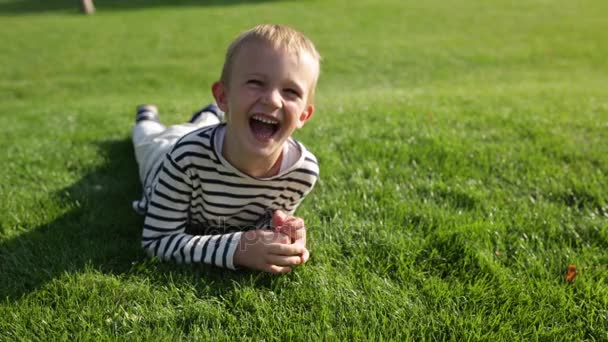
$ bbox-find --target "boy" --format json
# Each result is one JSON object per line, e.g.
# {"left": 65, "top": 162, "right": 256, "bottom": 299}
{"left": 131, "top": 24, "right": 320, "bottom": 274}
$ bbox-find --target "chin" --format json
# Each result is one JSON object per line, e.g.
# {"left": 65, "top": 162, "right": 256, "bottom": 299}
{"left": 245, "top": 138, "right": 282, "bottom": 157}
{"left": 248, "top": 144, "right": 279, "bottom": 158}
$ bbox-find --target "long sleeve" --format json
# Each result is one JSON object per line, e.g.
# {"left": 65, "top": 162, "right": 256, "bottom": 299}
{"left": 141, "top": 153, "right": 242, "bottom": 270}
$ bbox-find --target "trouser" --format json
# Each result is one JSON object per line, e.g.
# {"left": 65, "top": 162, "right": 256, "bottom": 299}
{"left": 131, "top": 112, "right": 220, "bottom": 186}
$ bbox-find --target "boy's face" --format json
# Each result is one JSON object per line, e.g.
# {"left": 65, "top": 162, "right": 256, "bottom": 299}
{"left": 213, "top": 41, "right": 316, "bottom": 163}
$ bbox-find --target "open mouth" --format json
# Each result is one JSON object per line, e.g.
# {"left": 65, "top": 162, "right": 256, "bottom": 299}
{"left": 249, "top": 114, "right": 280, "bottom": 141}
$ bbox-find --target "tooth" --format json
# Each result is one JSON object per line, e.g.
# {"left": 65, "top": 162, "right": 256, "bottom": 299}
{"left": 253, "top": 115, "right": 278, "bottom": 125}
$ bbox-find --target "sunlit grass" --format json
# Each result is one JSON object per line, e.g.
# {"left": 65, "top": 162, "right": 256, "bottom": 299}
{"left": 1, "top": 0, "right": 607, "bottom": 339}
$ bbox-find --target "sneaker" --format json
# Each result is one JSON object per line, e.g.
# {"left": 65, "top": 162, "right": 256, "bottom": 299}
{"left": 189, "top": 103, "right": 224, "bottom": 123}
{"left": 135, "top": 104, "right": 160, "bottom": 123}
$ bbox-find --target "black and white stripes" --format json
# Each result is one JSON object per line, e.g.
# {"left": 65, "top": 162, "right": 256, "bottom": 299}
{"left": 137, "top": 124, "right": 319, "bottom": 270}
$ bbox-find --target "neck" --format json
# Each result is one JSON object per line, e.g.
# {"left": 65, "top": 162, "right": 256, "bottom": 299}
{"left": 222, "top": 137, "right": 283, "bottom": 178}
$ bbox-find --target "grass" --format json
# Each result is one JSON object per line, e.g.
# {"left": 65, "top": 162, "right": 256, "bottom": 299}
{"left": 1, "top": 0, "right": 607, "bottom": 339}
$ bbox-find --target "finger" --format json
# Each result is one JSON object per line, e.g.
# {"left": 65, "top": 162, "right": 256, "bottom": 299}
{"left": 280, "top": 223, "right": 306, "bottom": 241}
{"left": 293, "top": 234, "right": 307, "bottom": 248}
{"left": 266, "top": 254, "right": 302, "bottom": 266}
{"left": 301, "top": 248, "right": 310, "bottom": 264}
{"left": 293, "top": 237, "right": 306, "bottom": 247}
{"left": 267, "top": 264, "right": 292, "bottom": 274}
{"left": 293, "top": 227, "right": 306, "bottom": 242}
{"left": 271, "top": 210, "right": 287, "bottom": 229}
{"left": 270, "top": 232, "right": 291, "bottom": 245}
{"left": 285, "top": 217, "right": 305, "bottom": 230}
{"left": 268, "top": 242, "right": 305, "bottom": 256}
{"left": 292, "top": 238, "right": 309, "bottom": 263}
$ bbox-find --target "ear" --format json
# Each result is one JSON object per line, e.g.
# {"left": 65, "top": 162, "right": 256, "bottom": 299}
{"left": 296, "top": 104, "right": 314, "bottom": 129}
{"left": 211, "top": 81, "right": 229, "bottom": 113}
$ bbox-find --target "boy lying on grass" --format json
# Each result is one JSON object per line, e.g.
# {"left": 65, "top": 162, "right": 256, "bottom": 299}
{"left": 131, "top": 24, "right": 320, "bottom": 273}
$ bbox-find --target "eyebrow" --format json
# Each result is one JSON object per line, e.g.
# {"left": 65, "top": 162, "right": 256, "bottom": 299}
{"left": 244, "top": 72, "right": 266, "bottom": 79}
{"left": 243, "top": 72, "right": 306, "bottom": 93}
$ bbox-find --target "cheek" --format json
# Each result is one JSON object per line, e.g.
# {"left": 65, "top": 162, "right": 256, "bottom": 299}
{"left": 244, "top": 87, "right": 263, "bottom": 99}
{"left": 283, "top": 105, "right": 300, "bottom": 122}
{"left": 284, "top": 99, "right": 305, "bottom": 112}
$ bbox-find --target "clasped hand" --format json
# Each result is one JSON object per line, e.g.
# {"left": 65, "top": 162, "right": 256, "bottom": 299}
{"left": 233, "top": 210, "right": 310, "bottom": 274}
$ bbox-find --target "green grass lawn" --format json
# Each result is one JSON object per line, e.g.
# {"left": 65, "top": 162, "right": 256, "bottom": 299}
{"left": 1, "top": 0, "right": 607, "bottom": 339}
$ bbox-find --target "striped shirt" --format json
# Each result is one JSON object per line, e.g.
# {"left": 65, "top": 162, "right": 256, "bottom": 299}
{"left": 136, "top": 123, "right": 319, "bottom": 270}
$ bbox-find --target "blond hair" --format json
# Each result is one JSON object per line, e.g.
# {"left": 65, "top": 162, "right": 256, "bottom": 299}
{"left": 220, "top": 24, "right": 321, "bottom": 104}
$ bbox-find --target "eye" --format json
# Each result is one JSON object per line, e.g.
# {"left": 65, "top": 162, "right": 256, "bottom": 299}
{"left": 284, "top": 88, "right": 301, "bottom": 98}
{"left": 246, "top": 79, "right": 263, "bottom": 87}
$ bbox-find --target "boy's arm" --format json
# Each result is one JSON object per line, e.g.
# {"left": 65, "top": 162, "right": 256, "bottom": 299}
{"left": 141, "top": 154, "right": 243, "bottom": 269}
{"left": 141, "top": 153, "right": 305, "bottom": 272}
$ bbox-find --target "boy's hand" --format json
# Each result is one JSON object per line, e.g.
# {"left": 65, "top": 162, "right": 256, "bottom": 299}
{"left": 271, "top": 210, "right": 310, "bottom": 264}
{"left": 233, "top": 229, "right": 305, "bottom": 274}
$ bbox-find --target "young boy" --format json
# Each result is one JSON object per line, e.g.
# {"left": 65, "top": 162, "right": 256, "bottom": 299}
{"left": 131, "top": 24, "right": 320, "bottom": 274}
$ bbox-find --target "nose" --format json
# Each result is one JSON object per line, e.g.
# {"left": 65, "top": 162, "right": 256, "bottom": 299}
{"left": 261, "top": 88, "right": 282, "bottom": 109}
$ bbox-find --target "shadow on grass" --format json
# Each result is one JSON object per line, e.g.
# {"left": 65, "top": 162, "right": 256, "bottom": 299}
{"left": 0, "top": 0, "right": 282, "bottom": 15}
{"left": 0, "top": 138, "right": 267, "bottom": 301}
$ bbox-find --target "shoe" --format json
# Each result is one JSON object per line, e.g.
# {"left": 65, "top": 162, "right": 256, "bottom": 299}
{"left": 135, "top": 104, "right": 160, "bottom": 123}
{"left": 189, "top": 103, "right": 224, "bottom": 123}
